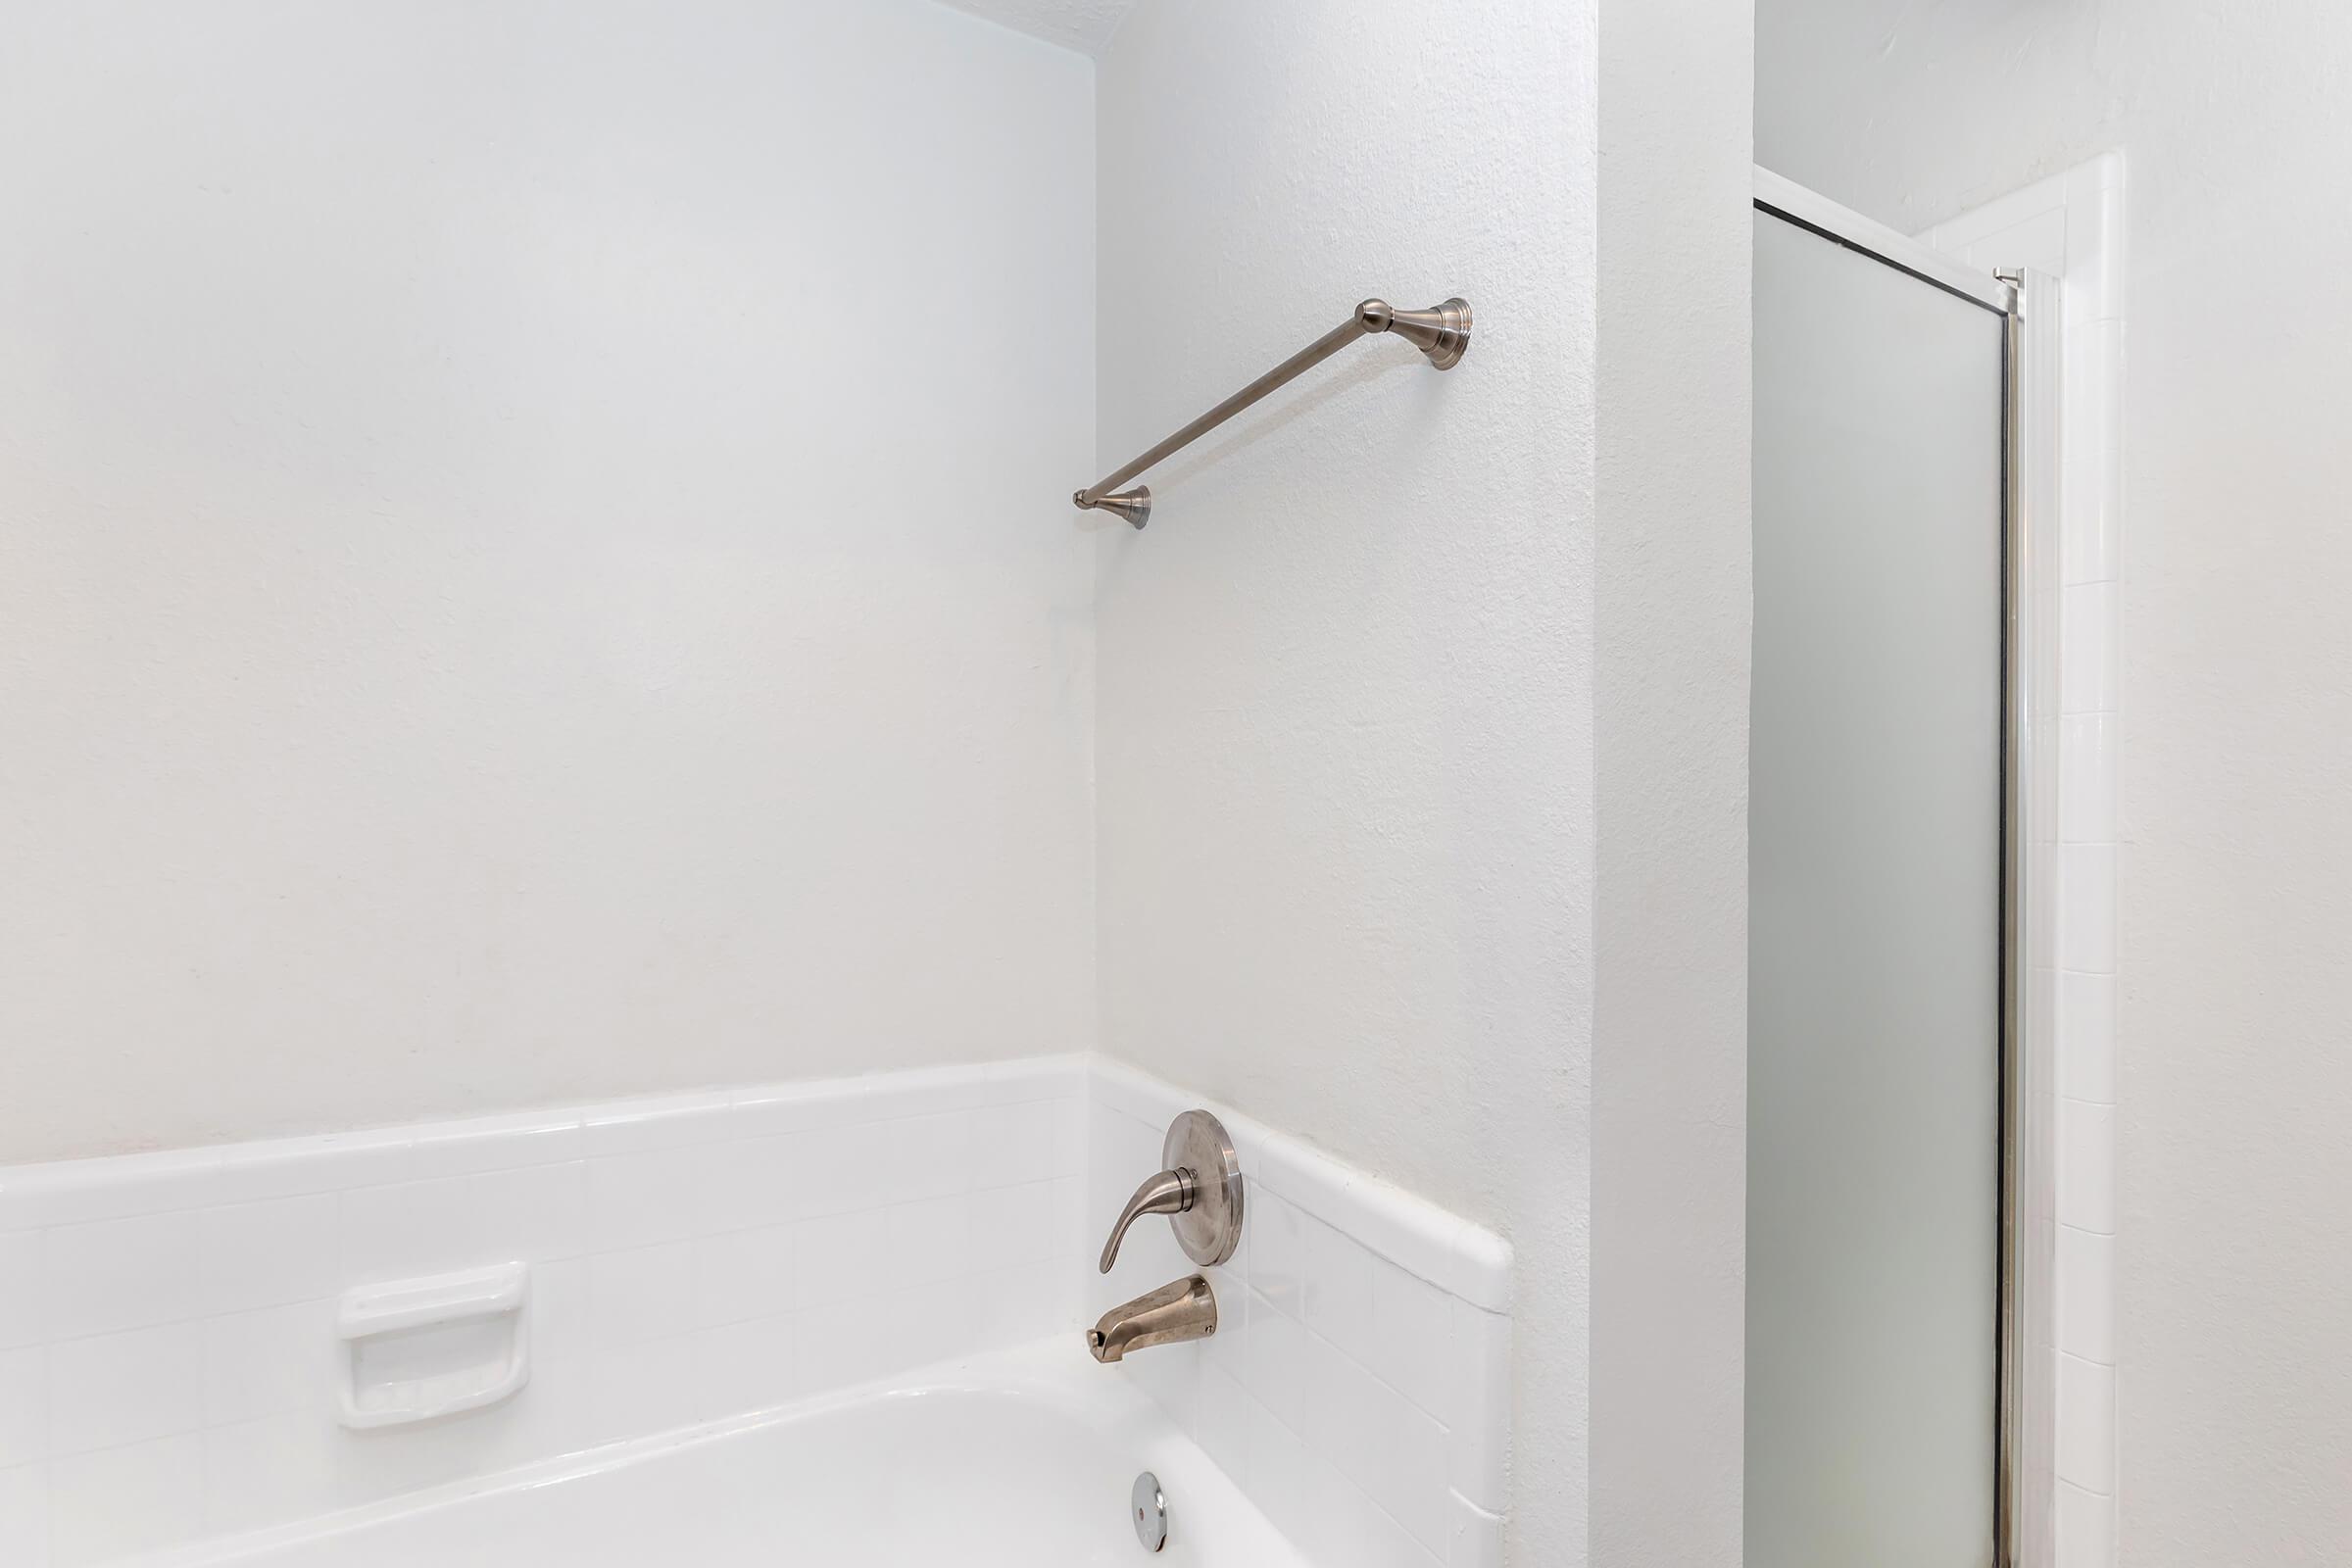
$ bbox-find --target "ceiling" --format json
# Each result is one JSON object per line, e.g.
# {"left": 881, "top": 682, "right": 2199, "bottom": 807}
{"left": 933, "top": 0, "right": 1140, "bottom": 57}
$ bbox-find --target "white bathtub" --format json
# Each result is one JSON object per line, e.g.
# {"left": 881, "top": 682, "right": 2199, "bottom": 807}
{"left": 133, "top": 1343, "right": 1304, "bottom": 1567}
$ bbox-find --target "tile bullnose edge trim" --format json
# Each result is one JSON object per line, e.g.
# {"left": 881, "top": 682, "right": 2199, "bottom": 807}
{"left": 0, "top": 1055, "right": 1094, "bottom": 1196}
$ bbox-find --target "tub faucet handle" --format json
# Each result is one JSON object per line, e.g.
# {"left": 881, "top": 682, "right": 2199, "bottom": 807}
{"left": 1100, "top": 1168, "right": 1197, "bottom": 1274}
{"left": 1096, "top": 1109, "right": 1246, "bottom": 1275}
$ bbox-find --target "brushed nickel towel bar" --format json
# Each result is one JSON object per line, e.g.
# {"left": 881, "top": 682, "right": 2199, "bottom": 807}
{"left": 1072, "top": 296, "right": 1473, "bottom": 528}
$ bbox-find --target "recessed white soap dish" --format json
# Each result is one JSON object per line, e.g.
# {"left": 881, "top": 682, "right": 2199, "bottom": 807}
{"left": 335, "top": 1261, "right": 531, "bottom": 1430}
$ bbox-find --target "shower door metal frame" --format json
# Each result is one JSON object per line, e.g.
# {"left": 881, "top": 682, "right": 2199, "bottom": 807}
{"left": 1752, "top": 167, "right": 2063, "bottom": 1568}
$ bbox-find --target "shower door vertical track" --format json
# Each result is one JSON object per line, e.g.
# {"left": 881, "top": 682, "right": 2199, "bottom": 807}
{"left": 1999, "top": 265, "right": 2063, "bottom": 1568}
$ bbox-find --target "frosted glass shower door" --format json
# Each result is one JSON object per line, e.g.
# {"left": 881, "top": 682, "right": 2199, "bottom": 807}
{"left": 1746, "top": 206, "right": 2007, "bottom": 1567}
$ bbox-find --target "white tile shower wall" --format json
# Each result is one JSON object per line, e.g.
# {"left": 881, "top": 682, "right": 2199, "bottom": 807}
{"left": 0, "top": 1059, "right": 1088, "bottom": 1567}
{"left": 1924, "top": 151, "right": 2124, "bottom": 1568}
{"left": 1086, "top": 1063, "right": 1513, "bottom": 1568}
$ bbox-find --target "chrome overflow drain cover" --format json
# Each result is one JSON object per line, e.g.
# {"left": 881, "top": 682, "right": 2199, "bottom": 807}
{"left": 1131, "top": 1470, "right": 1168, "bottom": 1552}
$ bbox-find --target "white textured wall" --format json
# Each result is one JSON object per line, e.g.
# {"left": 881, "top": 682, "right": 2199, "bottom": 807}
{"left": 1591, "top": 3, "right": 1751, "bottom": 1564}
{"left": 1093, "top": 3, "right": 1595, "bottom": 1560}
{"left": 0, "top": 0, "right": 1097, "bottom": 1163}
{"left": 1758, "top": 4, "right": 2352, "bottom": 1559}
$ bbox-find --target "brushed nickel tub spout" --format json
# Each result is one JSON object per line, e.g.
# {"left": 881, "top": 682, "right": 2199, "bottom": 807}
{"left": 1087, "top": 1275, "right": 1217, "bottom": 1364}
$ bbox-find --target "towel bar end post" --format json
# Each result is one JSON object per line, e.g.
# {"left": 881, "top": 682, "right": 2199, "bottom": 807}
{"left": 1074, "top": 486, "right": 1152, "bottom": 529}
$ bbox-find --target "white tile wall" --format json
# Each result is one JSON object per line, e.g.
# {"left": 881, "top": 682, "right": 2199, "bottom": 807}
{"left": 0, "top": 1058, "right": 1088, "bottom": 1566}
{"left": 0, "top": 1459, "right": 45, "bottom": 1562}
{"left": 1087, "top": 1062, "right": 1513, "bottom": 1568}
{"left": 0, "top": 1056, "right": 1513, "bottom": 1567}
{"left": 1925, "top": 150, "right": 2124, "bottom": 1568}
